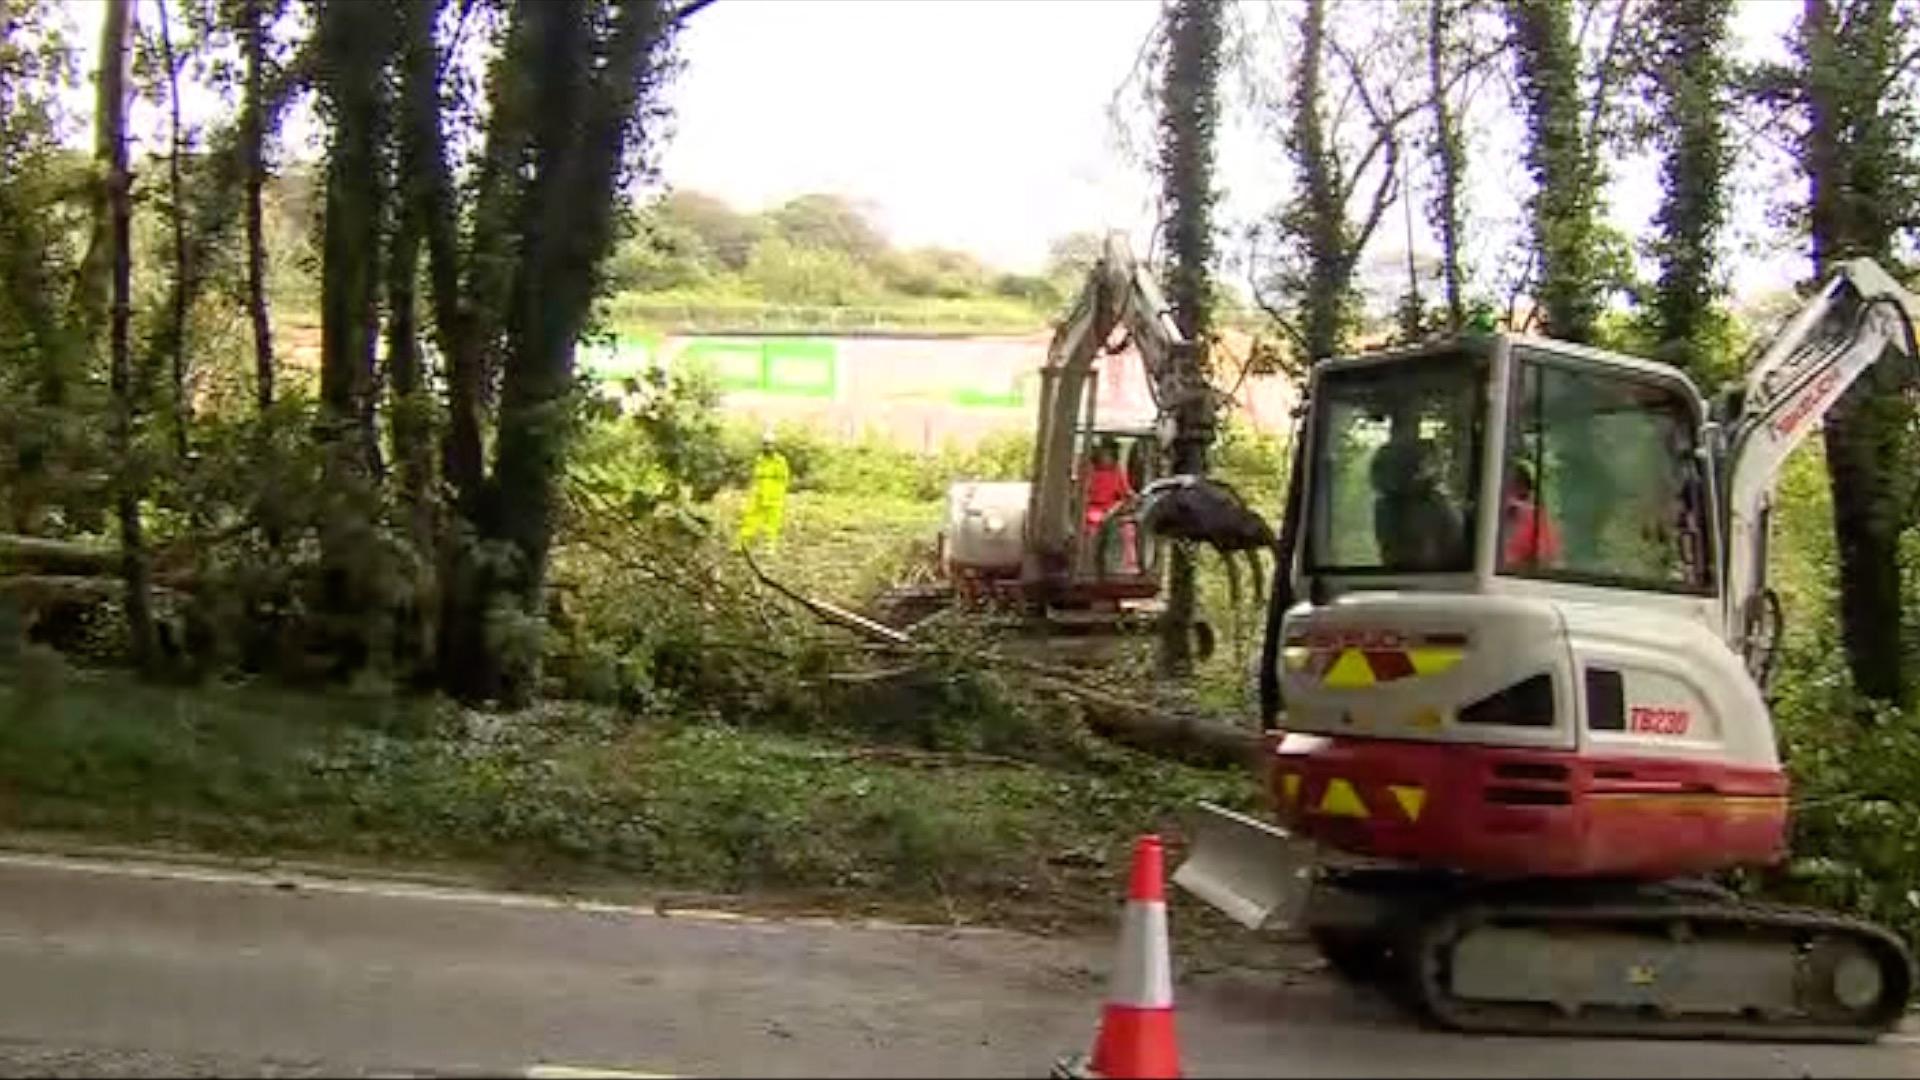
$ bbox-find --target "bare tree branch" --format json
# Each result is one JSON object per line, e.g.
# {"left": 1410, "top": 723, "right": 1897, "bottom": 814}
{"left": 1326, "top": 28, "right": 1498, "bottom": 210}
{"left": 1876, "top": 40, "right": 1920, "bottom": 97}
{"left": 1583, "top": 0, "right": 1638, "bottom": 146}
{"left": 672, "top": 0, "right": 718, "bottom": 25}
{"left": 1350, "top": 123, "right": 1401, "bottom": 261}
{"left": 1244, "top": 232, "right": 1311, "bottom": 355}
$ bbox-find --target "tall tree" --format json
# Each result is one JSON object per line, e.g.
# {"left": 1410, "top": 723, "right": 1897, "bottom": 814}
{"left": 314, "top": 0, "right": 388, "bottom": 481}
{"left": 1798, "top": 0, "right": 1920, "bottom": 704}
{"left": 387, "top": 0, "right": 441, "bottom": 675}
{"left": 1504, "top": 0, "right": 1603, "bottom": 343}
{"left": 154, "top": 0, "right": 191, "bottom": 457}
{"left": 241, "top": 0, "right": 278, "bottom": 412}
{"left": 99, "top": 0, "right": 157, "bottom": 669}
{"left": 312, "top": 0, "right": 394, "bottom": 672}
{"left": 1, "top": 0, "right": 93, "bottom": 535}
{"left": 1253, "top": 0, "right": 1421, "bottom": 361}
{"left": 1647, "top": 0, "right": 1733, "bottom": 374}
{"left": 1154, "top": 0, "right": 1225, "bottom": 677}
{"left": 423, "top": 0, "right": 687, "bottom": 703}
{"left": 1424, "top": 0, "right": 1474, "bottom": 331}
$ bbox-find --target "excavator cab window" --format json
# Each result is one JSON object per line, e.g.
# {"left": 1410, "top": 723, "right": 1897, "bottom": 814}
{"left": 1502, "top": 354, "right": 1711, "bottom": 593}
{"left": 1306, "top": 353, "right": 1484, "bottom": 575}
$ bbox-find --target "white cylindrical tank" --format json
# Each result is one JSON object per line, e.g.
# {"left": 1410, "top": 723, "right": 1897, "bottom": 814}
{"left": 943, "top": 480, "right": 1031, "bottom": 575}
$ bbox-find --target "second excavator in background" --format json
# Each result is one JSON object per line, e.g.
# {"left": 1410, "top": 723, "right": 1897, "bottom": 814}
{"left": 875, "top": 232, "right": 1272, "bottom": 650}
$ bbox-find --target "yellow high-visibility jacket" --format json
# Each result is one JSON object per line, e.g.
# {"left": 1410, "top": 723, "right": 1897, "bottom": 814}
{"left": 736, "top": 450, "right": 792, "bottom": 548}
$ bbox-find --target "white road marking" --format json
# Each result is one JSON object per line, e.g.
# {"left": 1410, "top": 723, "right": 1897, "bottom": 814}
{"left": 0, "top": 847, "right": 1000, "bottom": 937}
{"left": 1880, "top": 1033, "right": 1920, "bottom": 1047}
{"left": 525, "top": 1065, "right": 679, "bottom": 1079}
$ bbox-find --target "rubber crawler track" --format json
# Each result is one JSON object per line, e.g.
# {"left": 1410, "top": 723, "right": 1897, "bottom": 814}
{"left": 1402, "top": 895, "right": 1916, "bottom": 1042}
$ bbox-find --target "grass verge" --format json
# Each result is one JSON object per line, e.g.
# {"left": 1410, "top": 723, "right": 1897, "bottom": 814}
{"left": 0, "top": 662, "right": 1259, "bottom": 934}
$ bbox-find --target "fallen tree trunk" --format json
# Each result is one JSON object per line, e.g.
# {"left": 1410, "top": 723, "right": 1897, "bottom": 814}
{"left": 1026, "top": 673, "right": 1261, "bottom": 770}
{"left": 1, "top": 534, "right": 198, "bottom": 588}
{"left": 0, "top": 535, "right": 121, "bottom": 577}
{"left": 739, "top": 549, "right": 1264, "bottom": 769}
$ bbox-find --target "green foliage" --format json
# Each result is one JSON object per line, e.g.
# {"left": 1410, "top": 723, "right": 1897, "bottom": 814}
{"left": 574, "top": 364, "right": 735, "bottom": 513}
{"left": 604, "top": 189, "right": 1066, "bottom": 332}
{"left": 1211, "top": 418, "right": 1290, "bottom": 504}
{"left": 1505, "top": 0, "right": 1605, "bottom": 343}
{"left": 743, "top": 234, "right": 883, "bottom": 306}
{"left": 0, "top": 668, "right": 1257, "bottom": 913}
{"left": 1155, "top": 0, "right": 1224, "bottom": 349}
{"left": 766, "top": 192, "right": 888, "bottom": 263}
{"left": 736, "top": 423, "right": 1030, "bottom": 503}
{"left": 1592, "top": 297, "right": 1749, "bottom": 390}
{"left": 1644, "top": 0, "right": 1734, "bottom": 378}
{"left": 1772, "top": 678, "right": 1920, "bottom": 952}
{"left": 0, "top": 3, "right": 104, "bottom": 536}
{"left": 605, "top": 290, "right": 1047, "bottom": 336}
{"left": 877, "top": 246, "right": 993, "bottom": 300}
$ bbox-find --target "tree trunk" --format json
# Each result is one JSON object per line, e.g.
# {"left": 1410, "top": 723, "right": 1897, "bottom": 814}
{"left": 98, "top": 0, "right": 156, "bottom": 670}
{"left": 1802, "top": 0, "right": 1913, "bottom": 705}
{"left": 473, "top": 0, "right": 676, "bottom": 704}
{"left": 316, "top": 0, "right": 387, "bottom": 480}
{"left": 1505, "top": 0, "right": 1599, "bottom": 343}
{"left": 462, "top": 5, "right": 541, "bottom": 423}
{"left": 1427, "top": 0, "right": 1467, "bottom": 331}
{"left": 156, "top": 0, "right": 190, "bottom": 458}
{"left": 394, "top": 0, "right": 490, "bottom": 694}
{"left": 1154, "top": 0, "right": 1224, "bottom": 678}
{"left": 1294, "top": 0, "right": 1346, "bottom": 361}
{"left": 242, "top": 0, "right": 275, "bottom": 413}
{"left": 314, "top": 0, "right": 393, "bottom": 673}
{"left": 1650, "top": 0, "right": 1731, "bottom": 375}
{"left": 386, "top": 187, "right": 427, "bottom": 527}
{"left": 434, "top": 0, "right": 538, "bottom": 701}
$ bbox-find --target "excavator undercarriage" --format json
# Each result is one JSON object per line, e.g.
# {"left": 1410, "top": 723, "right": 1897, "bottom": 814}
{"left": 1307, "top": 868, "right": 1913, "bottom": 1042}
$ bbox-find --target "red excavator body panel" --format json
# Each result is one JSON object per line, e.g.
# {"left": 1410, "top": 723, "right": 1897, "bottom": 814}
{"left": 1266, "top": 733, "right": 1788, "bottom": 880}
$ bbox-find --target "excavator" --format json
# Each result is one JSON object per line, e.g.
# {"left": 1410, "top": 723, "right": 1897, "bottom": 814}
{"left": 1172, "top": 257, "right": 1920, "bottom": 1041}
{"left": 880, "top": 232, "right": 1271, "bottom": 647}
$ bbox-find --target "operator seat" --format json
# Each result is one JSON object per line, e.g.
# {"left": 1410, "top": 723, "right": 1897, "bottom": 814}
{"left": 1371, "top": 437, "right": 1464, "bottom": 570}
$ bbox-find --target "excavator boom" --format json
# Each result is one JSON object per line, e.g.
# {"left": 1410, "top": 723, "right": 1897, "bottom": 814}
{"left": 1720, "top": 258, "right": 1920, "bottom": 672}
{"left": 1024, "top": 233, "right": 1194, "bottom": 577}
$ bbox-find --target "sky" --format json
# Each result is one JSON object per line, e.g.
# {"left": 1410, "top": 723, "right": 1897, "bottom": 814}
{"left": 652, "top": 0, "right": 1169, "bottom": 274}
{"left": 652, "top": 0, "right": 1809, "bottom": 300}
{"left": 52, "top": 0, "right": 1813, "bottom": 300}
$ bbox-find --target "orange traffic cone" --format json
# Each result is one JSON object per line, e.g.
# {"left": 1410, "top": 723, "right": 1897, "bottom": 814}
{"left": 1055, "top": 835, "right": 1182, "bottom": 1079}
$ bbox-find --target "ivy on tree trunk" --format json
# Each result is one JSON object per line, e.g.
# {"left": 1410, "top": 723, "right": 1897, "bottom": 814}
{"left": 99, "top": 0, "right": 156, "bottom": 670}
{"left": 314, "top": 0, "right": 394, "bottom": 675}
{"left": 1505, "top": 0, "right": 1601, "bottom": 343}
{"left": 1426, "top": 0, "right": 1468, "bottom": 331}
{"left": 242, "top": 0, "right": 276, "bottom": 413}
{"left": 1154, "top": 0, "right": 1224, "bottom": 678}
{"left": 1649, "top": 0, "right": 1733, "bottom": 376}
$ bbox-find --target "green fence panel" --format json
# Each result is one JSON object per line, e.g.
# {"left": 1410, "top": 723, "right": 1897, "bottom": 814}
{"left": 761, "top": 339, "right": 837, "bottom": 398}
{"left": 678, "top": 339, "right": 768, "bottom": 391}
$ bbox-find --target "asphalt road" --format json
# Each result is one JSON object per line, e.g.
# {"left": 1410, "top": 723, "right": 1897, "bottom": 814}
{"left": 0, "top": 851, "right": 1911, "bottom": 1078}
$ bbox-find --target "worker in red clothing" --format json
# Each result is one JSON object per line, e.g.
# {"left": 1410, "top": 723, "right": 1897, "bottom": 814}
{"left": 1502, "top": 459, "right": 1562, "bottom": 568}
{"left": 1084, "top": 437, "right": 1138, "bottom": 572}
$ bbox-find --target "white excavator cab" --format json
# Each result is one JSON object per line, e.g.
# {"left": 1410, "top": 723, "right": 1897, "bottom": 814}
{"left": 1296, "top": 337, "right": 1714, "bottom": 606}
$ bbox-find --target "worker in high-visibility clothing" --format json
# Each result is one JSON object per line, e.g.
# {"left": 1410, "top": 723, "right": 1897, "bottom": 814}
{"left": 736, "top": 429, "right": 792, "bottom": 552}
